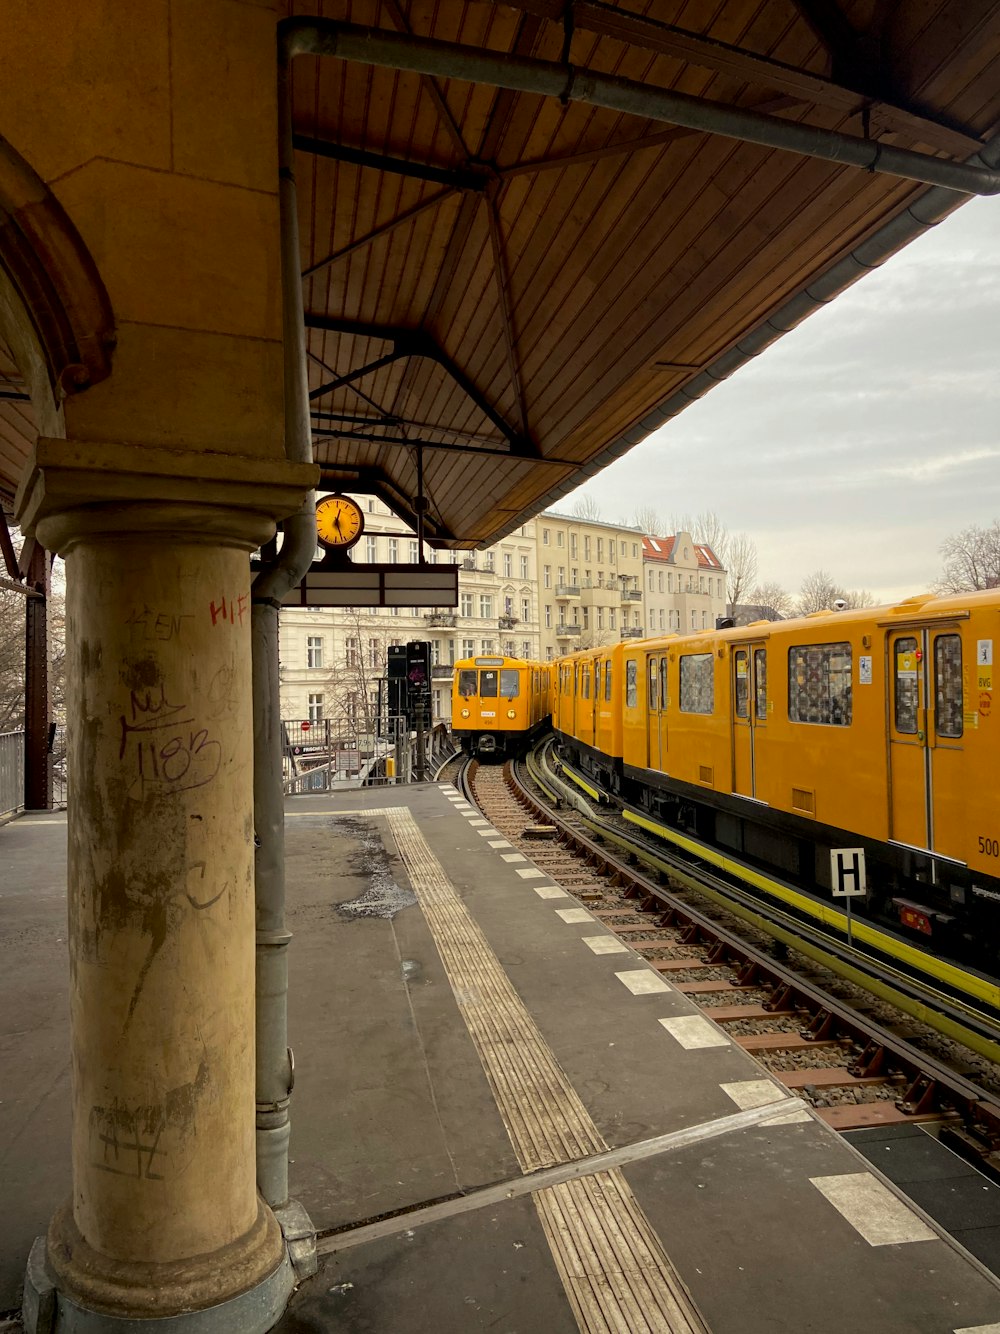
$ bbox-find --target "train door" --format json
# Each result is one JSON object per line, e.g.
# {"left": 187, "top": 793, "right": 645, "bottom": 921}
{"left": 646, "top": 654, "right": 661, "bottom": 769}
{"left": 890, "top": 626, "right": 965, "bottom": 853}
{"left": 732, "top": 644, "right": 766, "bottom": 798}
{"left": 887, "top": 627, "right": 965, "bottom": 853}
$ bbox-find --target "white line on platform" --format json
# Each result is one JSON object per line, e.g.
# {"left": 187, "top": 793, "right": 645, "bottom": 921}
{"left": 501, "top": 852, "right": 526, "bottom": 862}
{"left": 467, "top": 817, "right": 489, "bottom": 826}
{"left": 488, "top": 839, "right": 511, "bottom": 848}
{"left": 556, "top": 908, "right": 593, "bottom": 924}
{"left": 583, "top": 935, "right": 630, "bottom": 955}
{"left": 955, "top": 1324, "right": 1000, "bottom": 1333}
{"left": 720, "top": 1079, "right": 812, "bottom": 1125}
{"left": 534, "top": 886, "right": 568, "bottom": 899}
{"left": 810, "top": 1173, "right": 937, "bottom": 1246}
{"left": 616, "top": 970, "right": 671, "bottom": 995}
{"left": 515, "top": 867, "right": 546, "bottom": 878}
{"left": 659, "top": 1016, "right": 730, "bottom": 1050}
{"left": 477, "top": 828, "right": 498, "bottom": 837}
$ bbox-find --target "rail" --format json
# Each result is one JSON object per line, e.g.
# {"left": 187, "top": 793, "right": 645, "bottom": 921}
{"left": 0, "top": 730, "right": 24, "bottom": 818}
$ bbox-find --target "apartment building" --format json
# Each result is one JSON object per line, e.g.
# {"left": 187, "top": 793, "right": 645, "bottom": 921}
{"left": 279, "top": 496, "right": 539, "bottom": 728}
{"left": 642, "top": 532, "right": 727, "bottom": 635}
{"left": 535, "top": 512, "right": 645, "bottom": 660}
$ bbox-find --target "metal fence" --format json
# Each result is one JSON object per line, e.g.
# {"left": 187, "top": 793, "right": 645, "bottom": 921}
{"left": 282, "top": 714, "right": 455, "bottom": 793}
{"left": 0, "top": 731, "right": 25, "bottom": 818}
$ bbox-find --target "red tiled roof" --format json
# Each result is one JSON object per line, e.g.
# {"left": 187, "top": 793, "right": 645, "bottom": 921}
{"left": 642, "top": 535, "right": 723, "bottom": 570}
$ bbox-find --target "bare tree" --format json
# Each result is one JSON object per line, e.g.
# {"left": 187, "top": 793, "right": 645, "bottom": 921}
{"left": 725, "top": 532, "right": 758, "bottom": 614}
{"left": 692, "top": 511, "right": 728, "bottom": 565}
{"left": 936, "top": 521, "right": 1000, "bottom": 592}
{"left": 632, "top": 505, "right": 665, "bottom": 537}
{"left": 746, "top": 580, "right": 794, "bottom": 619}
{"left": 571, "top": 494, "right": 603, "bottom": 521}
{"left": 325, "top": 609, "right": 399, "bottom": 738}
{"left": 796, "top": 570, "right": 875, "bottom": 615}
{"left": 0, "top": 579, "right": 26, "bottom": 731}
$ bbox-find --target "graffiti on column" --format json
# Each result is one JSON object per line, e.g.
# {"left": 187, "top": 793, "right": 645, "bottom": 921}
{"left": 119, "top": 682, "right": 221, "bottom": 800}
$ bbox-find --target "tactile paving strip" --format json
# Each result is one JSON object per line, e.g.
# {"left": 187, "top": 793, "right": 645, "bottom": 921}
{"left": 372, "top": 806, "right": 710, "bottom": 1334}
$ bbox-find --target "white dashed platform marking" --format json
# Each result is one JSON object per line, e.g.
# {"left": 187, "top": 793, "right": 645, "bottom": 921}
{"left": 810, "top": 1173, "right": 937, "bottom": 1246}
{"left": 467, "top": 817, "right": 489, "bottom": 826}
{"left": 501, "top": 853, "right": 526, "bottom": 863}
{"left": 534, "top": 886, "right": 568, "bottom": 900}
{"left": 556, "top": 908, "right": 593, "bottom": 924}
{"left": 583, "top": 935, "right": 630, "bottom": 955}
{"left": 659, "top": 1016, "right": 729, "bottom": 1050}
{"left": 488, "top": 839, "right": 511, "bottom": 848}
{"left": 477, "top": 828, "right": 499, "bottom": 838}
{"left": 516, "top": 867, "right": 546, "bottom": 879}
{"left": 617, "top": 970, "right": 671, "bottom": 995}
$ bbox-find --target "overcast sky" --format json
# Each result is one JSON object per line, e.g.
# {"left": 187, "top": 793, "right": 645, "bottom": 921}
{"left": 567, "top": 193, "right": 1000, "bottom": 604}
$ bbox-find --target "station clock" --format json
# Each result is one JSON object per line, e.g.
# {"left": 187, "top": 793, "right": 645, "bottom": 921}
{"left": 315, "top": 494, "right": 365, "bottom": 552}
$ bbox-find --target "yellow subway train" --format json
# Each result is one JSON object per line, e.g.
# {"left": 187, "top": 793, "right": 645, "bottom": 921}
{"left": 552, "top": 590, "right": 1000, "bottom": 965}
{"left": 452, "top": 654, "right": 551, "bottom": 759}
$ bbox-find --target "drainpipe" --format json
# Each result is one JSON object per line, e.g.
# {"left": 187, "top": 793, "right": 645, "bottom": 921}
{"left": 279, "top": 18, "right": 1000, "bottom": 197}
{"left": 250, "top": 27, "right": 317, "bottom": 1219}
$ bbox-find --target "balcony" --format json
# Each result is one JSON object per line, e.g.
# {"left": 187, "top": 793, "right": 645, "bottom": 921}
{"left": 424, "top": 612, "right": 457, "bottom": 628}
{"left": 498, "top": 614, "right": 518, "bottom": 630}
{"left": 554, "top": 584, "right": 580, "bottom": 600}
{"left": 555, "top": 623, "right": 583, "bottom": 638}
{"left": 620, "top": 588, "right": 643, "bottom": 603}
{"left": 621, "top": 627, "right": 645, "bottom": 638}
{"left": 431, "top": 664, "right": 454, "bottom": 679}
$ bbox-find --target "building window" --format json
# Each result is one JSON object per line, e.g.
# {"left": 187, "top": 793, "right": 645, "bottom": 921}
{"left": 584, "top": 536, "right": 591, "bottom": 559}
{"left": 648, "top": 569, "right": 654, "bottom": 590}
{"left": 609, "top": 608, "right": 616, "bottom": 630}
{"left": 433, "top": 688, "right": 441, "bottom": 719}
{"left": 306, "top": 636, "right": 324, "bottom": 669}
{"left": 462, "top": 638, "right": 474, "bottom": 658}
{"left": 365, "top": 535, "right": 377, "bottom": 562}
{"left": 571, "top": 534, "right": 578, "bottom": 557}
{"left": 543, "top": 528, "right": 550, "bottom": 545}
{"left": 789, "top": 642, "right": 853, "bottom": 726}
{"left": 597, "top": 538, "right": 603, "bottom": 561}
{"left": 544, "top": 565, "right": 551, "bottom": 588}
{"left": 479, "top": 595, "right": 493, "bottom": 618}
{"left": 307, "top": 692, "right": 324, "bottom": 722}
{"left": 597, "top": 607, "right": 604, "bottom": 629}
{"left": 690, "top": 611, "right": 697, "bottom": 630}
{"left": 557, "top": 531, "right": 564, "bottom": 547}
{"left": 369, "top": 638, "right": 379, "bottom": 667}
{"left": 658, "top": 571, "right": 664, "bottom": 593}
{"left": 521, "top": 598, "right": 530, "bottom": 621}
{"left": 484, "top": 552, "right": 495, "bottom": 571}
{"left": 546, "top": 647, "right": 553, "bottom": 660}
{"left": 409, "top": 540, "right": 419, "bottom": 563}
{"left": 522, "top": 640, "right": 530, "bottom": 657}
{"left": 481, "top": 639, "right": 494, "bottom": 654}
{"left": 345, "top": 638, "right": 358, "bottom": 666}
{"left": 544, "top": 605, "right": 552, "bottom": 628}
{"left": 504, "top": 595, "right": 514, "bottom": 616}
{"left": 388, "top": 538, "right": 398, "bottom": 562}
{"left": 503, "top": 553, "right": 513, "bottom": 577}
{"left": 632, "top": 543, "right": 638, "bottom": 558}
{"left": 460, "top": 592, "right": 474, "bottom": 617}
{"left": 520, "top": 555, "right": 529, "bottom": 579}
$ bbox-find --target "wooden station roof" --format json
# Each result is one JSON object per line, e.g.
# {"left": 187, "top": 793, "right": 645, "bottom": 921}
{"left": 4, "top": 2, "right": 1000, "bottom": 546}
{"left": 292, "top": 0, "right": 1000, "bottom": 545}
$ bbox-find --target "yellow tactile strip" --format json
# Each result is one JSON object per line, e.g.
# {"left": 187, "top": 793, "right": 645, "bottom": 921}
{"left": 371, "top": 807, "right": 710, "bottom": 1334}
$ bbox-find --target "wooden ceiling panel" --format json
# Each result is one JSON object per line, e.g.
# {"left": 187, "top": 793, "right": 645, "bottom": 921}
{"left": 289, "top": 0, "right": 1000, "bottom": 544}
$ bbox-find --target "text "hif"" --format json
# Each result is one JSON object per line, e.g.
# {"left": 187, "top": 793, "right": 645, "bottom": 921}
{"left": 209, "top": 593, "right": 249, "bottom": 627}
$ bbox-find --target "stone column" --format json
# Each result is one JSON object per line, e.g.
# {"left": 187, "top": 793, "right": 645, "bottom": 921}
{"left": 16, "top": 440, "right": 317, "bottom": 1329}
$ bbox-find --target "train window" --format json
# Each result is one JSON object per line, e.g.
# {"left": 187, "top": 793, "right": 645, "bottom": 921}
{"left": 680, "top": 653, "right": 714, "bottom": 714}
{"left": 582, "top": 667, "right": 591, "bottom": 700}
{"left": 754, "top": 649, "right": 767, "bottom": 720}
{"left": 893, "top": 637, "right": 918, "bottom": 733}
{"left": 500, "top": 669, "right": 520, "bottom": 698}
{"left": 788, "top": 642, "right": 852, "bottom": 726}
{"left": 594, "top": 662, "right": 602, "bottom": 700}
{"left": 458, "top": 669, "right": 477, "bottom": 698}
{"left": 648, "top": 657, "right": 658, "bottom": 711}
{"left": 734, "top": 650, "right": 749, "bottom": 719}
{"left": 659, "top": 657, "right": 668, "bottom": 710}
{"left": 934, "top": 635, "right": 963, "bottom": 738}
{"left": 626, "top": 660, "right": 638, "bottom": 708}
{"left": 480, "top": 670, "right": 499, "bottom": 698}
{"left": 605, "top": 663, "right": 613, "bottom": 702}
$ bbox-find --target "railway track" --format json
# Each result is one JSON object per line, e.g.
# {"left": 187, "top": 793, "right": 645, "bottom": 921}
{"left": 457, "top": 751, "right": 1000, "bottom": 1182}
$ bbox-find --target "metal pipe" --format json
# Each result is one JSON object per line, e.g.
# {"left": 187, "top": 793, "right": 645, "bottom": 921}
{"left": 279, "top": 17, "right": 1000, "bottom": 196}
{"left": 249, "top": 25, "right": 320, "bottom": 1211}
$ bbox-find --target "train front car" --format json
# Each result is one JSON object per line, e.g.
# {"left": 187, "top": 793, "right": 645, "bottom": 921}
{"left": 451, "top": 654, "right": 550, "bottom": 759}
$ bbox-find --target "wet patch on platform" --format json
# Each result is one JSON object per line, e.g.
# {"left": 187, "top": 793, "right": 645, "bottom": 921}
{"left": 334, "top": 816, "right": 417, "bottom": 921}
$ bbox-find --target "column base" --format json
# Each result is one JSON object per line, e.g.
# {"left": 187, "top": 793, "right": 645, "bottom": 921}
{"left": 24, "top": 1202, "right": 294, "bottom": 1334}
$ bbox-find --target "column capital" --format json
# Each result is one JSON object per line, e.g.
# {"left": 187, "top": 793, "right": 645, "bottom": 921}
{"left": 14, "top": 437, "right": 319, "bottom": 554}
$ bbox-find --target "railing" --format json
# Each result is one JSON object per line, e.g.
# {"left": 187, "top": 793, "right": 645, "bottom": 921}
{"left": 498, "top": 614, "right": 517, "bottom": 630}
{"left": 555, "top": 623, "right": 583, "bottom": 637}
{"left": 431, "top": 664, "right": 454, "bottom": 679}
{"left": 425, "top": 612, "right": 457, "bottom": 627}
{"left": 620, "top": 588, "right": 643, "bottom": 602}
{"left": 554, "top": 584, "right": 580, "bottom": 598}
{"left": 621, "top": 627, "right": 645, "bottom": 638}
{"left": 0, "top": 731, "right": 24, "bottom": 818}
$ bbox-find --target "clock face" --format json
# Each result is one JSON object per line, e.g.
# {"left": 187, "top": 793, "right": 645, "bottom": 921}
{"left": 316, "top": 495, "right": 365, "bottom": 550}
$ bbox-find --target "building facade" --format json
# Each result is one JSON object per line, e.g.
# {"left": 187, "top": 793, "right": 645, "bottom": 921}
{"left": 535, "top": 512, "right": 646, "bottom": 660}
{"left": 642, "top": 532, "right": 727, "bottom": 636}
{"left": 279, "top": 497, "right": 539, "bottom": 729}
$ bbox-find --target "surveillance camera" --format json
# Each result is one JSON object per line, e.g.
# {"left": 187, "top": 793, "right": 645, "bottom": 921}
{"left": 833, "top": 598, "right": 847, "bottom": 611}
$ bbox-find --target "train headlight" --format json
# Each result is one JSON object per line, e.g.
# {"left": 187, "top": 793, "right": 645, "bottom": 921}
{"left": 461, "top": 708, "right": 470, "bottom": 718}
{"left": 507, "top": 709, "right": 516, "bottom": 719}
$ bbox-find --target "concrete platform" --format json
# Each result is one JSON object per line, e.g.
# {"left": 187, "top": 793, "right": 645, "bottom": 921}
{"left": 4, "top": 785, "right": 1000, "bottom": 1332}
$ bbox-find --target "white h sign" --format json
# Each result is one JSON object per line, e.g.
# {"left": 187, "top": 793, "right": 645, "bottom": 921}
{"left": 830, "top": 848, "right": 866, "bottom": 897}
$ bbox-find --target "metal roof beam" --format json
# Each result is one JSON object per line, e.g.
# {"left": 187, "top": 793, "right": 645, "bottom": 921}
{"left": 303, "top": 187, "right": 456, "bottom": 279}
{"left": 303, "top": 313, "right": 538, "bottom": 456}
{"left": 292, "top": 133, "right": 491, "bottom": 190}
{"left": 311, "top": 423, "right": 576, "bottom": 465}
{"left": 279, "top": 18, "right": 1000, "bottom": 195}
{"left": 308, "top": 348, "right": 407, "bottom": 401}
